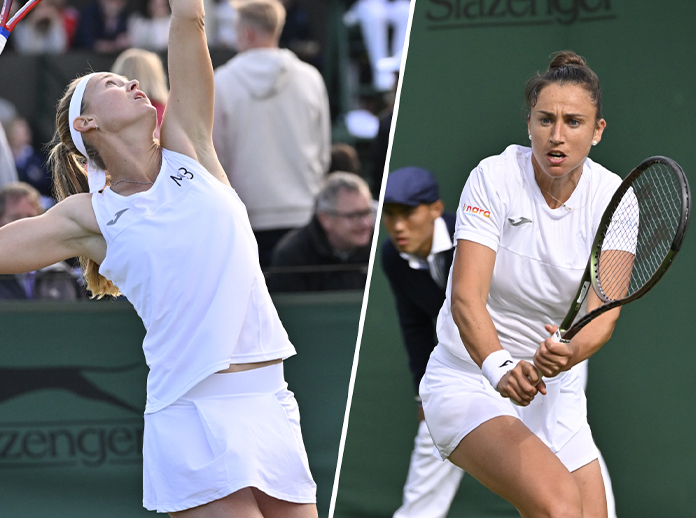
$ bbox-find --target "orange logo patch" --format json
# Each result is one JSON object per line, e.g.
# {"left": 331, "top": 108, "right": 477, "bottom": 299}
{"left": 462, "top": 204, "right": 491, "bottom": 218}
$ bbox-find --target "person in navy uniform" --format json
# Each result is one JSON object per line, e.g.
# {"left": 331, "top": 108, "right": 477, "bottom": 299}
{"left": 381, "top": 166, "right": 464, "bottom": 518}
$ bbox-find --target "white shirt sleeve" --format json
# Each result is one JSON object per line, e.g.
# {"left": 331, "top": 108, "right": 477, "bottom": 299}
{"left": 602, "top": 186, "right": 639, "bottom": 254}
{"left": 454, "top": 164, "right": 503, "bottom": 252}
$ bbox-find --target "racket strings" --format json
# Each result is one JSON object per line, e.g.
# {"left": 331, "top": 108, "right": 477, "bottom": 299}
{"left": 596, "top": 163, "right": 683, "bottom": 301}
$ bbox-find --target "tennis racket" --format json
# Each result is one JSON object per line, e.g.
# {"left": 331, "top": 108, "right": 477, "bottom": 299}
{"left": 0, "top": 0, "right": 44, "bottom": 55}
{"left": 553, "top": 156, "right": 691, "bottom": 343}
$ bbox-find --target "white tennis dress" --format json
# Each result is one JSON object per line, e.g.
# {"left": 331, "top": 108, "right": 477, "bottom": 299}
{"left": 91, "top": 148, "right": 316, "bottom": 512}
{"left": 421, "top": 145, "right": 622, "bottom": 468}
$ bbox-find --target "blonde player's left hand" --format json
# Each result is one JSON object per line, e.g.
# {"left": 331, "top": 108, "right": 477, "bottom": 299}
{"left": 533, "top": 325, "right": 575, "bottom": 378}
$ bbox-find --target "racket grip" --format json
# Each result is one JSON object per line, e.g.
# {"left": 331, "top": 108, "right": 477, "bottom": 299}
{"left": 552, "top": 329, "right": 562, "bottom": 342}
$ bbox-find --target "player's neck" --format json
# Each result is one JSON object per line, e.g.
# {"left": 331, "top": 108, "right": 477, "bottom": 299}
{"left": 532, "top": 156, "right": 582, "bottom": 207}
{"left": 101, "top": 138, "right": 161, "bottom": 186}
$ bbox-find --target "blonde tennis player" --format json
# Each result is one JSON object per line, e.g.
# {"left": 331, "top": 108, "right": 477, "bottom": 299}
{"left": 420, "top": 51, "right": 620, "bottom": 518}
{"left": 0, "top": 0, "right": 317, "bottom": 516}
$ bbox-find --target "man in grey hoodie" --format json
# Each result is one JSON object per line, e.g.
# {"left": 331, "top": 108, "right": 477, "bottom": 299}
{"left": 213, "top": 0, "right": 331, "bottom": 268}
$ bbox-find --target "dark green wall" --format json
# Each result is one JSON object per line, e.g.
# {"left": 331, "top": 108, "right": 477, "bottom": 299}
{"left": 0, "top": 292, "right": 360, "bottom": 518}
{"left": 336, "top": 1, "right": 696, "bottom": 517}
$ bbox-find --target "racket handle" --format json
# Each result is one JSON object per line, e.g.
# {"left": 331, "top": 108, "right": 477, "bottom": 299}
{"left": 552, "top": 329, "right": 570, "bottom": 344}
{"left": 0, "top": 30, "right": 8, "bottom": 56}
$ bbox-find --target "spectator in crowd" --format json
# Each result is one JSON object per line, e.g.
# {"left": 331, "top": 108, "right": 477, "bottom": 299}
{"left": 0, "top": 124, "right": 18, "bottom": 191}
{"left": 278, "top": 0, "right": 320, "bottom": 65}
{"left": 6, "top": 118, "right": 53, "bottom": 205}
{"left": 12, "top": 0, "right": 68, "bottom": 55}
{"left": 381, "top": 167, "right": 464, "bottom": 518}
{"left": 213, "top": 0, "right": 239, "bottom": 48}
{"left": 370, "top": 64, "right": 399, "bottom": 197}
{"left": 0, "top": 97, "right": 17, "bottom": 128}
{"left": 55, "top": 0, "right": 80, "bottom": 47}
{"left": 111, "top": 48, "right": 169, "bottom": 139}
{"left": 370, "top": 110, "right": 391, "bottom": 195}
{"left": 344, "top": 0, "right": 411, "bottom": 91}
{"left": 73, "top": 0, "right": 130, "bottom": 53}
{"left": 269, "top": 172, "right": 374, "bottom": 292}
{"left": 0, "top": 183, "right": 84, "bottom": 300}
{"left": 329, "top": 143, "right": 361, "bottom": 176}
{"left": 213, "top": 0, "right": 331, "bottom": 267}
{"left": 129, "top": 0, "right": 171, "bottom": 52}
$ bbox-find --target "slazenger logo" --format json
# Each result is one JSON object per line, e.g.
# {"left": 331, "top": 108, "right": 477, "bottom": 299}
{"left": 424, "top": 0, "right": 616, "bottom": 30}
{"left": 462, "top": 204, "right": 491, "bottom": 218}
{"left": 0, "top": 365, "right": 143, "bottom": 469}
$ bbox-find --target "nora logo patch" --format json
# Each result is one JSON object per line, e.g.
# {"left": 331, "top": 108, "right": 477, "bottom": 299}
{"left": 462, "top": 204, "right": 491, "bottom": 218}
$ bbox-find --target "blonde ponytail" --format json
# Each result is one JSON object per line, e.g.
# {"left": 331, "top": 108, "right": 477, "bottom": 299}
{"left": 48, "top": 76, "right": 120, "bottom": 299}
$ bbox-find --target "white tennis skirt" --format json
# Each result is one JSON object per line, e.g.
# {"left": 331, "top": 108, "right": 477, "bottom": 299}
{"left": 142, "top": 363, "right": 316, "bottom": 513}
{"left": 420, "top": 345, "right": 598, "bottom": 473}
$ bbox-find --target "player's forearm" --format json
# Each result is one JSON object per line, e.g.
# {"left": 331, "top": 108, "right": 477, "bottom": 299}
{"left": 568, "top": 307, "right": 621, "bottom": 367}
{"left": 451, "top": 294, "right": 504, "bottom": 368}
{"left": 165, "top": 0, "right": 215, "bottom": 151}
{"left": 169, "top": 0, "right": 205, "bottom": 20}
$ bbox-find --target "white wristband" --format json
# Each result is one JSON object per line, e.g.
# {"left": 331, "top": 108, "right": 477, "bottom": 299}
{"left": 481, "top": 350, "right": 518, "bottom": 392}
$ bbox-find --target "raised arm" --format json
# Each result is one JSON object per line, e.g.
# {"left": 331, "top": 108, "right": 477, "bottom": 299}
{"left": 160, "top": 0, "right": 229, "bottom": 186}
{"left": 0, "top": 194, "right": 105, "bottom": 274}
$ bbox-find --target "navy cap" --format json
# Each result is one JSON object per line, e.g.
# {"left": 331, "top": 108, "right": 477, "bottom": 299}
{"left": 384, "top": 167, "right": 440, "bottom": 206}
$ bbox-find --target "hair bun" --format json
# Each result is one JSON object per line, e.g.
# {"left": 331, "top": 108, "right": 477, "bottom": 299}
{"left": 548, "top": 51, "right": 587, "bottom": 70}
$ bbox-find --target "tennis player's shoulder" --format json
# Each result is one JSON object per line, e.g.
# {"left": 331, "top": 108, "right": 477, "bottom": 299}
{"left": 51, "top": 193, "right": 101, "bottom": 235}
{"left": 475, "top": 144, "right": 525, "bottom": 184}
{"left": 585, "top": 157, "right": 622, "bottom": 192}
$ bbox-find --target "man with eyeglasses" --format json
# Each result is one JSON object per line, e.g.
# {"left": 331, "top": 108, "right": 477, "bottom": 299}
{"left": 381, "top": 166, "right": 465, "bottom": 518}
{"left": 269, "top": 172, "right": 374, "bottom": 292}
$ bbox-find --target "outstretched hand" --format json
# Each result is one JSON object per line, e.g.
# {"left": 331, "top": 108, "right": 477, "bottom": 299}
{"left": 533, "top": 324, "right": 575, "bottom": 378}
{"left": 498, "top": 360, "right": 547, "bottom": 406}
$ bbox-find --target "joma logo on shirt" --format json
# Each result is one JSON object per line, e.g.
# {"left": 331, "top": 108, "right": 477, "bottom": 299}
{"left": 463, "top": 204, "right": 491, "bottom": 218}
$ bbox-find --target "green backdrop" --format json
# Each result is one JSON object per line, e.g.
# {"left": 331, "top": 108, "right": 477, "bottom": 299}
{"left": 0, "top": 292, "right": 360, "bottom": 518}
{"left": 335, "top": 1, "right": 696, "bottom": 517}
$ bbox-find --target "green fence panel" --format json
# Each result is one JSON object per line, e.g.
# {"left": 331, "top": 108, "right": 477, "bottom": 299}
{"left": 0, "top": 292, "right": 360, "bottom": 517}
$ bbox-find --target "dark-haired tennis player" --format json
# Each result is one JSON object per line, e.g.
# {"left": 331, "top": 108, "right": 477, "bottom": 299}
{"left": 0, "top": 0, "right": 317, "bottom": 516}
{"left": 420, "top": 51, "right": 622, "bottom": 518}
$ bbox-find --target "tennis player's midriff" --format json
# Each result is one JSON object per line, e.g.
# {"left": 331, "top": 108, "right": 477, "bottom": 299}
{"left": 216, "top": 358, "right": 282, "bottom": 374}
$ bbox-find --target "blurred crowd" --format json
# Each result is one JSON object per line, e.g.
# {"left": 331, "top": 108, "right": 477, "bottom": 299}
{"left": 0, "top": 0, "right": 413, "bottom": 300}
{"left": 3, "top": 0, "right": 315, "bottom": 56}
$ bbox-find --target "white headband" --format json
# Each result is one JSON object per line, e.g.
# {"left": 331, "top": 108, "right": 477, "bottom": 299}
{"left": 69, "top": 73, "right": 106, "bottom": 193}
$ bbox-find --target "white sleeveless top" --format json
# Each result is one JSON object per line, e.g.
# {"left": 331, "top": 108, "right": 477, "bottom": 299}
{"left": 92, "top": 149, "right": 296, "bottom": 414}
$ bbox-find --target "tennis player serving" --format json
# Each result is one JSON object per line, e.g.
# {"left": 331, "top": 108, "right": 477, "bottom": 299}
{"left": 0, "top": 1, "right": 317, "bottom": 516}
{"left": 420, "top": 51, "right": 624, "bottom": 518}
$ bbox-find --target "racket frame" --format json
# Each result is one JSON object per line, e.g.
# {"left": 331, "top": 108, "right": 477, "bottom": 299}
{"left": 0, "top": 0, "right": 44, "bottom": 55}
{"left": 557, "top": 156, "right": 691, "bottom": 341}
{"left": 1, "top": 0, "right": 12, "bottom": 28}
